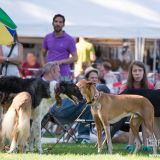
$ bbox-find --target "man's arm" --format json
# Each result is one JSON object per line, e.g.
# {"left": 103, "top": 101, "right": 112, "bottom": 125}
{"left": 90, "top": 53, "right": 96, "bottom": 62}
{"left": 40, "top": 48, "right": 47, "bottom": 66}
{"left": 55, "top": 52, "right": 78, "bottom": 65}
{"left": 89, "top": 44, "right": 96, "bottom": 62}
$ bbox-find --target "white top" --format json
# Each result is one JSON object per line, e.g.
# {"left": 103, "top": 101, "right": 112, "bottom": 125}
{"left": 1, "top": 44, "right": 20, "bottom": 77}
{"left": 104, "top": 71, "right": 118, "bottom": 94}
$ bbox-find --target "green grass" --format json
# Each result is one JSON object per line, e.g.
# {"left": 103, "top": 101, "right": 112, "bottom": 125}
{"left": 0, "top": 143, "right": 160, "bottom": 160}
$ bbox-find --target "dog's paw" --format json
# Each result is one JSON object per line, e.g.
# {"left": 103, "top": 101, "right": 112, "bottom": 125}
{"left": 38, "top": 148, "right": 43, "bottom": 154}
{"left": 8, "top": 148, "right": 18, "bottom": 153}
{"left": 98, "top": 147, "right": 102, "bottom": 153}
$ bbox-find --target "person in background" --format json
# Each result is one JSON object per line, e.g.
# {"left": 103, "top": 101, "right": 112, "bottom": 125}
{"left": 74, "top": 37, "right": 96, "bottom": 78}
{"left": 75, "top": 62, "right": 90, "bottom": 81}
{"left": 40, "top": 14, "right": 78, "bottom": 81}
{"left": 0, "top": 32, "right": 23, "bottom": 77}
{"left": 111, "top": 60, "right": 154, "bottom": 152}
{"left": 41, "top": 62, "right": 60, "bottom": 82}
{"left": 21, "top": 52, "right": 41, "bottom": 78}
{"left": 101, "top": 61, "right": 118, "bottom": 93}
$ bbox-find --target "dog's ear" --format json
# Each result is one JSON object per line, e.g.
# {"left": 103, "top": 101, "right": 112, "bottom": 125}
{"left": 60, "top": 86, "right": 65, "bottom": 92}
{"left": 59, "top": 81, "right": 67, "bottom": 92}
{"left": 55, "top": 94, "right": 62, "bottom": 107}
{"left": 54, "top": 83, "right": 62, "bottom": 106}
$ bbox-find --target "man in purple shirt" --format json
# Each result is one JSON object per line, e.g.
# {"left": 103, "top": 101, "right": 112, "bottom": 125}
{"left": 40, "top": 14, "right": 78, "bottom": 80}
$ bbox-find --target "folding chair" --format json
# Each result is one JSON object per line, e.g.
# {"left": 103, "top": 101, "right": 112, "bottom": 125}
{"left": 41, "top": 98, "right": 90, "bottom": 145}
{"left": 41, "top": 112, "right": 77, "bottom": 145}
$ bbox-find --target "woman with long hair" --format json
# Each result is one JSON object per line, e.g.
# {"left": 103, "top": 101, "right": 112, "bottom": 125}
{"left": 111, "top": 61, "right": 154, "bottom": 152}
{"left": 120, "top": 61, "right": 154, "bottom": 91}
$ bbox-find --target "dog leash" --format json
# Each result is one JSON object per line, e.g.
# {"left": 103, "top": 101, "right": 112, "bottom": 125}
{"left": 75, "top": 104, "right": 88, "bottom": 121}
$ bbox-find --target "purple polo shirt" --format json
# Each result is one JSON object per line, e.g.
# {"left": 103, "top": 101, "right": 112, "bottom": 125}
{"left": 42, "top": 32, "right": 76, "bottom": 77}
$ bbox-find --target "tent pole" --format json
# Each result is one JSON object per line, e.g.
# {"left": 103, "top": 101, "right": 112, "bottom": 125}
{"left": 153, "top": 40, "right": 157, "bottom": 73}
{"left": 135, "top": 37, "right": 145, "bottom": 62}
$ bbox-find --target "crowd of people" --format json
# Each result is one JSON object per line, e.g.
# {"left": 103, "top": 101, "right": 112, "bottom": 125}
{"left": 0, "top": 13, "right": 160, "bottom": 153}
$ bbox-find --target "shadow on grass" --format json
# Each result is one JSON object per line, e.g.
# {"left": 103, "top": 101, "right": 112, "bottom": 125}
{"left": 42, "top": 143, "right": 154, "bottom": 156}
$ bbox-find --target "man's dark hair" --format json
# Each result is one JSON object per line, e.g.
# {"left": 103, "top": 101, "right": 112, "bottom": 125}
{"left": 53, "top": 14, "right": 65, "bottom": 23}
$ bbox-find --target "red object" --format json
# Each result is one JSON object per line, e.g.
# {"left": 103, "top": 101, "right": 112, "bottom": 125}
{"left": 21, "top": 62, "right": 40, "bottom": 77}
{"left": 113, "top": 82, "right": 122, "bottom": 87}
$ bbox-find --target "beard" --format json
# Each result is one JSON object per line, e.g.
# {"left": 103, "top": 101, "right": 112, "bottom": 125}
{"left": 54, "top": 26, "right": 63, "bottom": 33}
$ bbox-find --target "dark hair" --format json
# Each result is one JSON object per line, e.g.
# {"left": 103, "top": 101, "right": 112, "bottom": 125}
{"left": 127, "top": 61, "right": 148, "bottom": 89}
{"left": 103, "top": 62, "right": 112, "bottom": 70}
{"left": 53, "top": 14, "right": 65, "bottom": 23}
{"left": 85, "top": 70, "right": 98, "bottom": 79}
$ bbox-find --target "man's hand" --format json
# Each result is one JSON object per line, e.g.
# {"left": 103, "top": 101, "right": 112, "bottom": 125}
{"left": 53, "top": 60, "right": 64, "bottom": 65}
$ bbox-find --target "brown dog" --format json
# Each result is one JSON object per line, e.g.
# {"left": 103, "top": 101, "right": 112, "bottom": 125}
{"left": 0, "top": 92, "right": 32, "bottom": 153}
{"left": 76, "top": 79, "right": 157, "bottom": 154}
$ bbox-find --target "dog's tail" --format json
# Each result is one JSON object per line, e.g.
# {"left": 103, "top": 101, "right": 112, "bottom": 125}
{"left": 17, "top": 106, "right": 31, "bottom": 146}
{"left": 1, "top": 107, "right": 16, "bottom": 140}
{"left": 1, "top": 92, "right": 32, "bottom": 146}
{"left": 13, "top": 92, "right": 32, "bottom": 146}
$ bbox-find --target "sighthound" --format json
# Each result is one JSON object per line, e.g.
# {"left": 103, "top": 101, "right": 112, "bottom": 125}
{"left": 76, "top": 79, "right": 157, "bottom": 154}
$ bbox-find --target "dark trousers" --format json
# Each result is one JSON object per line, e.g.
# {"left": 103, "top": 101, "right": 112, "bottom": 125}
{"left": 110, "top": 117, "right": 129, "bottom": 138}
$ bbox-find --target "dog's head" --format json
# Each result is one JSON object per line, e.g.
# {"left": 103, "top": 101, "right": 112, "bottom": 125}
{"left": 55, "top": 81, "right": 84, "bottom": 106}
{"left": 76, "top": 79, "right": 96, "bottom": 104}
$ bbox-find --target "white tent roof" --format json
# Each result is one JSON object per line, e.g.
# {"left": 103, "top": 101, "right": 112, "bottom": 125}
{"left": 1, "top": 0, "right": 160, "bottom": 38}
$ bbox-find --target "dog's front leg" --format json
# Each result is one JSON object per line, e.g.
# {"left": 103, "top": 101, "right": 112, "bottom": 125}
{"left": 101, "top": 119, "right": 112, "bottom": 154}
{"left": 35, "top": 117, "right": 42, "bottom": 153}
{"left": 8, "top": 136, "right": 18, "bottom": 153}
{"left": 29, "top": 107, "right": 42, "bottom": 153}
{"left": 30, "top": 116, "right": 42, "bottom": 153}
{"left": 29, "top": 117, "right": 42, "bottom": 153}
{"left": 94, "top": 115, "right": 103, "bottom": 153}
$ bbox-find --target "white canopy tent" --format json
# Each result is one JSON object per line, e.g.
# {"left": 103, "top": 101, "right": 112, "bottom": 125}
{"left": 1, "top": 0, "right": 160, "bottom": 64}
{"left": 1, "top": 0, "right": 160, "bottom": 38}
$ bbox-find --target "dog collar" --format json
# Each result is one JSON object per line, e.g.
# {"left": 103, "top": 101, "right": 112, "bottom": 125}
{"left": 87, "top": 90, "right": 101, "bottom": 105}
{"left": 94, "top": 90, "right": 101, "bottom": 100}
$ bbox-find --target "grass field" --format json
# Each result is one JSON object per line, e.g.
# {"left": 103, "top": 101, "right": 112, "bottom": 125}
{"left": 0, "top": 143, "right": 160, "bottom": 160}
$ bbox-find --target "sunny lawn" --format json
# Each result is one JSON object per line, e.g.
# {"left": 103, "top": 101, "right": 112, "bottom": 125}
{"left": 0, "top": 143, "right": 160, "bottom": 160}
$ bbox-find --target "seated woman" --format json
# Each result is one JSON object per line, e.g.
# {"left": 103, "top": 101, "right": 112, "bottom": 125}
{"left": 110, "top": 61, "right": 154, "bottom": 152}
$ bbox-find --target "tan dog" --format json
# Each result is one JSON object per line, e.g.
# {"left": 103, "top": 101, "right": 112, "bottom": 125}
{"left": 0, "top": 92, "right": 32, "bottom": 153}
{"left": 76, "top": 79, "right": 157, "bottom": 154}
